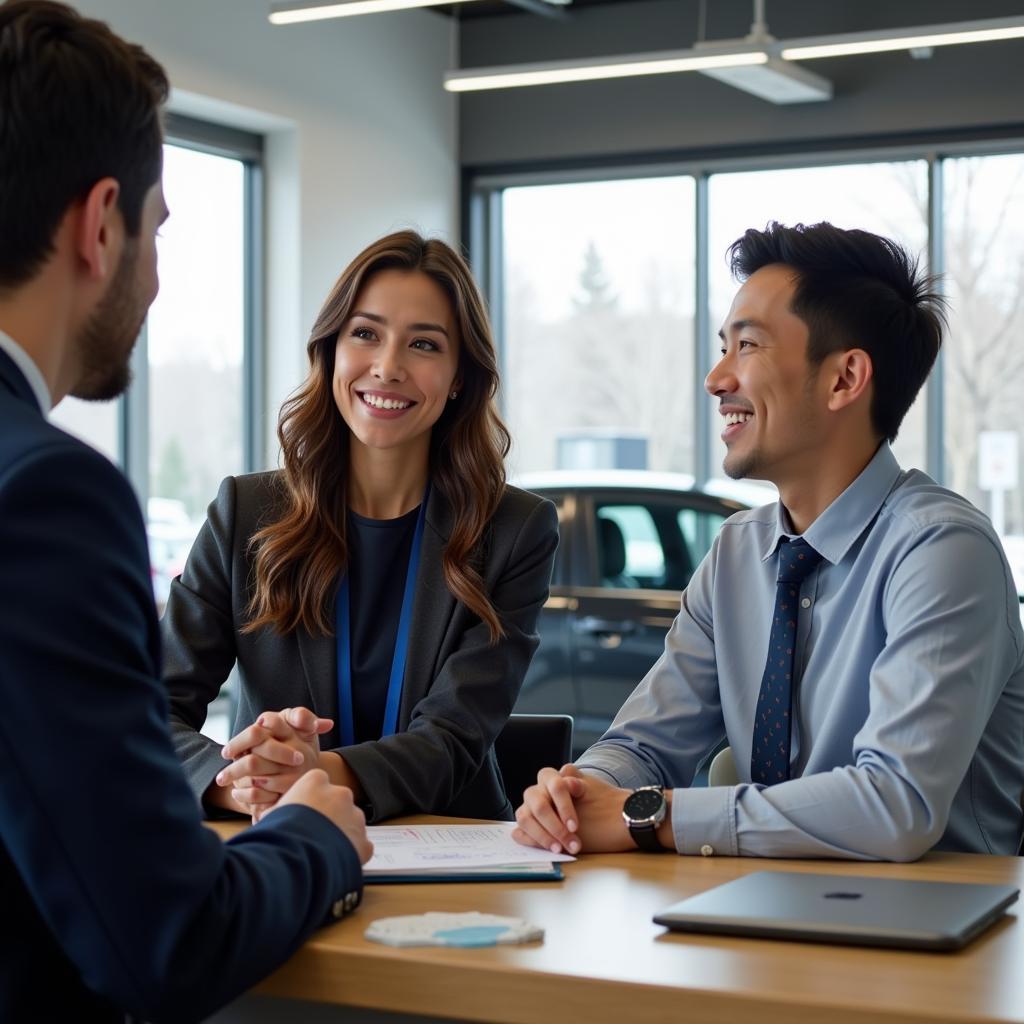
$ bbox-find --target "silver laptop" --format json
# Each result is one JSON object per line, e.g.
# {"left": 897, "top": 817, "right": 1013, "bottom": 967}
{"left": 654, "top": 870, "right": 1019, "bottom": 950}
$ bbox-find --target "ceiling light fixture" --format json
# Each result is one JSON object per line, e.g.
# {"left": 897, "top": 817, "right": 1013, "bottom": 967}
{"left": 442, "top": 11, "right": 1024, "bottom": 99}
{"left": 781, "top": 16, "right": 1024, "bottom": 61}
{"left": 269, "top": 0, "right": 484, "bottom": 25}
{"left": 699, "top": 56, "right": 831, "bottom": 103}
{"left": 445, "top": 47, "right": 769, "bottom": 92}
{"left": 695, "top": 0, "right": 831, "bottom": 104}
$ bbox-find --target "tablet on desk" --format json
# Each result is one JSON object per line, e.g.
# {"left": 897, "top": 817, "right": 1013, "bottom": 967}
{"left": 654, "top": 871, "right": 1019, "bottom": 951}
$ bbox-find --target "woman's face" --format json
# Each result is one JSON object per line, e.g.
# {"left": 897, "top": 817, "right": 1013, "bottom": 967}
{"left": 333, "top": 269, "right": 461, "bottom": 462}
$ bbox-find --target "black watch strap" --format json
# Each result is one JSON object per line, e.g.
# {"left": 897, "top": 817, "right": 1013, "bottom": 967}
{"left": 628, "top": 823, "right": 664, "bottom": 852}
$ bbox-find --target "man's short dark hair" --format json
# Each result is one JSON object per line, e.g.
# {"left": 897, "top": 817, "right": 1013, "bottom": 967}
{"left": 0, "top": 0, "right": 169, "bottom": 288}
{"left": 727, "top": 221, "right": 946, "bottom": 443}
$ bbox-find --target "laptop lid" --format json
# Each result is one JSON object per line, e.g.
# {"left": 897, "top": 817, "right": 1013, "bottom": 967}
{"left": 653, "top": 871, "right": 1019, "bottom": 951}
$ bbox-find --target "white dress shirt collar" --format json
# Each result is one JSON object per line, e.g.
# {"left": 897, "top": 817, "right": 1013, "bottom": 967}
{"left": 0, "top": 329, "right": 52, "bottom": 415}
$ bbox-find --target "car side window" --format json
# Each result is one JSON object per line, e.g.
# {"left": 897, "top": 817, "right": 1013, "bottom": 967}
{"left": 595, "top": 504, "right": 664, "bottom": 589}
{"left": 594, "top": 500, "right": 731, "bottom": 591}
{"left": 678, "top": 507, "right": 730, "bottom": 567}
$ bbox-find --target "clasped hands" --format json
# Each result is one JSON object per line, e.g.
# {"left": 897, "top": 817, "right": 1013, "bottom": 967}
{"left": 511, "top": 764, "right": 644, "bottom": 854}
{"left": 215, "top": 706, "right": 330, "bottom": 822}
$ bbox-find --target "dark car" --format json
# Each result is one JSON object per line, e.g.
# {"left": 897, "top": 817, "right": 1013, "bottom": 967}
{"left": 512, "top": 470, "right": 771, "bottom": 755}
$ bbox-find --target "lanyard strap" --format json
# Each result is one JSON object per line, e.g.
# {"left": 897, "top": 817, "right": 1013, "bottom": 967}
{"left": 336, "top": 487, "right": 429, "bottom": 747}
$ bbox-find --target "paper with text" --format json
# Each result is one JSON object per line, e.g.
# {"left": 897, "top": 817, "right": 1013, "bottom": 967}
{"left": 364, "top": 822, "right": 576, "bottom": 874}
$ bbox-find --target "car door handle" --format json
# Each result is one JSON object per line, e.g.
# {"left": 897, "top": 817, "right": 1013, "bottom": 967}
{"left": 574, "top": 616, "right": 637, "bottom": 636}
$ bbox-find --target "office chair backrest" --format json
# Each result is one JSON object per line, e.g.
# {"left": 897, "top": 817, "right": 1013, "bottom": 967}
{"left": 494, "top": 713, "right": 574, "bottom": 809}
{"left": 708, "top": 745, "right": 739, "bottom": 787}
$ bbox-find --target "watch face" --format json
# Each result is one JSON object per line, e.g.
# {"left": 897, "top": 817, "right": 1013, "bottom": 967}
{"left": 624, "top": 788, "right": 663, "bottom": 822}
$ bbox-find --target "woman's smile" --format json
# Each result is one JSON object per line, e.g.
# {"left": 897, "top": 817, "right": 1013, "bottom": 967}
{"left": 357, "top": 389, "right": 417, "bottom": 416}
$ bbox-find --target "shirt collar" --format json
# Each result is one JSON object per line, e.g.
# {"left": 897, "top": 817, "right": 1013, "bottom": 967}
{"left": 0, "top": 329, "right": 51, "bottom": 415}
{"left": 761, "top": 443, "right": 902, "bottom": 565}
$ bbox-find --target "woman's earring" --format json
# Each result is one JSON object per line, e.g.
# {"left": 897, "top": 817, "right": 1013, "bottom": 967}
{"left": 449, "top": 390, "right": 458, "bottom": 400}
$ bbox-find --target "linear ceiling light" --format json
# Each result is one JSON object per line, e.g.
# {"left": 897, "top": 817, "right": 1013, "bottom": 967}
{"left": 442, "top": 13, "right": 1024, "bottom": 97}
{"left": 700, "top": 57, "right": 831, "bottom": 104}
{"left": 782, "top": 16, "right": 1024, "bottom": 61}
{"left": 444, "top": 48, "right": 768, "bottom": 92}
{"left": 269, "top": 0, "right": 484, "bottom": 25}
{"left": 692, "top": 0, "right": 831, "bottom": 106}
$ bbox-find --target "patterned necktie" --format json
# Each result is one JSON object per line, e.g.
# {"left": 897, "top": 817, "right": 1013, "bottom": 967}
{"left": 751, "top": 537, "right": 824, "bottom": 786}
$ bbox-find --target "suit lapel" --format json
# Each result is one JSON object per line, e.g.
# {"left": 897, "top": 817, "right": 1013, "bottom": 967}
{"left": 399, "top": 485, "right": 456, "bottom": 727}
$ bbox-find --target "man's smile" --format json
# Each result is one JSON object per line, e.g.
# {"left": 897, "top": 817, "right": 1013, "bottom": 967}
{"left": 720, "top": 407, "right": 754, "bottom": 442}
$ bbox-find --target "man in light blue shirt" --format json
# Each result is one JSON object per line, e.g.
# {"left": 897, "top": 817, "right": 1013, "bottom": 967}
{"left": 513, "top": 221, "right": 1024, "bottom": 861}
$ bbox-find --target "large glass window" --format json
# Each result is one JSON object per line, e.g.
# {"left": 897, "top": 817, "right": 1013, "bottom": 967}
{"left": 52, "top": 133, "right": 255, "bottom": 621}
{"left": 502, "top": 177, "right": 696, "bottom": 477}
{"left": 146, "top": 144, "right": 248, "bottom": 612}
{"left": 943, "top": 153, "right": 1024, "bottom": 593}
{"left": 49, "top": 398, "right": 119, "bottom": 464}
{"left": 707, "top": 161, "right": 930, "bottom": 476}
{"left": 481, "top": 141, "right": 1024, "bottom": 744}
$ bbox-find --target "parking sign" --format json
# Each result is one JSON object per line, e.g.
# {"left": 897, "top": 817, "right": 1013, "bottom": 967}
{"left": 978, "top": 431, "right": 1019, "bottom": 492}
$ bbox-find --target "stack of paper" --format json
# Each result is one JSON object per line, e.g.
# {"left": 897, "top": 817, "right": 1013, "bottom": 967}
{"left": 363, "top": 822, "right": 575, "bottom": 883}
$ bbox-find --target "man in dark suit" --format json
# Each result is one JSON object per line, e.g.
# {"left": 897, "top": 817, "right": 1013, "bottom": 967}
{"left": 0, "top": 3, "right": 372, "bottom": 1020}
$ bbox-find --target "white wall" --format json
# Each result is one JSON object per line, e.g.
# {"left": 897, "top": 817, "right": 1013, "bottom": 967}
{"left": 73, "top": 0, "right": 459, "bottom": 463}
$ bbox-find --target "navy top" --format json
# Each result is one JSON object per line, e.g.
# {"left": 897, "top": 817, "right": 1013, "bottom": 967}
{"left": 346, "top": 505, "right": 419, "bottom": 743}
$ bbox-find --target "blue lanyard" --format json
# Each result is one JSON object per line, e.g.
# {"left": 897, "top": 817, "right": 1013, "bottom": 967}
{"left": 335, "top": 486, "right": 429, "bottom": 747}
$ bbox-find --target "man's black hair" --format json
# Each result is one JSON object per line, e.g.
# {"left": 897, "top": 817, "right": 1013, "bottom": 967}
{"left": 728, "top": 221, "right": 947, "bottom": 443}
{"left": 0, "top": 0, "right": 169, "bottom": 288}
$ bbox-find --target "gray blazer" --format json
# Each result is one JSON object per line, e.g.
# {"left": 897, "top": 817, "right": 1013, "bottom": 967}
{"left": 162, "top": 472, "right": 558, "bottom": 822}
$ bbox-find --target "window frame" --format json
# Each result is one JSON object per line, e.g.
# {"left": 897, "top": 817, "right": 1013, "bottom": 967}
{"left": 467, "top": 128, "right": 1024, "bottom": 489}
{"left": 118, "top": 114, "right": 264, "bottom": 508}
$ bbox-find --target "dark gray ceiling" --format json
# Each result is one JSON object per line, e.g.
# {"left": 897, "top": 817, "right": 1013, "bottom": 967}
{"left": 456, "top": 0, "right": 1024, "bottom": 169}
{"left": 435, "top": 0, "right": 625, "bottom": 18}
{"left": 444, "top": 0, "right": 1024, "bottom": 31}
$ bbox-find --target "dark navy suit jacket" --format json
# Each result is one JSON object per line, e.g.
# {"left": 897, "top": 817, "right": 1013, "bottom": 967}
{"left": 0, "top": 346, "right": 362, "bottom": 1023}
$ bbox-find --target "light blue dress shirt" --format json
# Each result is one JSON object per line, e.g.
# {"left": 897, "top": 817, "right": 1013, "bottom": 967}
{"left": 577, "top": 444, "right": 1024, "bottom": 860}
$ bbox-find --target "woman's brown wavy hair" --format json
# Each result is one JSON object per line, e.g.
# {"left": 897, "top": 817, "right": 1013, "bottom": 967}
{"left": 243, "top": 230, "right": 511, "bottom": 642}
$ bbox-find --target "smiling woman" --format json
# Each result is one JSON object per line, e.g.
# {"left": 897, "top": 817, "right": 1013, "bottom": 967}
{"left": 160, "top": 230, "right": 559, "bottom": 824}
{"left": 334, "top": 268, "right": 461, "bottom": 480}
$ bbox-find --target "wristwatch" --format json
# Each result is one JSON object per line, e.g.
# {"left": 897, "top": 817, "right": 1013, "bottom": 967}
{"left": 622, "top": 786, "right": 666, "bottom": 852}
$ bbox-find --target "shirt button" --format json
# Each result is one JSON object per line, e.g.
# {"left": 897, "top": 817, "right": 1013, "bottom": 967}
{"left": 331, "top": 899, "right": 346, "bottom": 919}
{"left": 700, "top": 844, "right": 715, "bottom": 857}
{"left": 800, "top": 597, "right": 811, "bottom": 609}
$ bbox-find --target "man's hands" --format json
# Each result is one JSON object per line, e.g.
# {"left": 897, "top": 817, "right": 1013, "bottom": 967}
{"left": 512, "top": 764, "right": 639, "bottom": 854}
{"left": 215, "top": 707, "right": 332, "bottom": 822}
{"left": 267, "top": 768, "right": 373, "bottom": 864}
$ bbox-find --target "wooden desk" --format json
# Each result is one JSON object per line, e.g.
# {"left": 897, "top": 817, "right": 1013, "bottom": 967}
{"left": 211, "top": 819, "right": 1024, "bottom": 1024}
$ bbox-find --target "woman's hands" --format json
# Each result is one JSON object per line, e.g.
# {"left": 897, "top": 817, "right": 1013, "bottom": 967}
{"left": 216, "top": 707, "right": 333, "bottom": 822}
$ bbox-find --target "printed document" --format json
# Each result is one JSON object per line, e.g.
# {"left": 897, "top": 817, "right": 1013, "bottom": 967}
{"left": 364, "top": 822, "right": 575, "bottom": 875}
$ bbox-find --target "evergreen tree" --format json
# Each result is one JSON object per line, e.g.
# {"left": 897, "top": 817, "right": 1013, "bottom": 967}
{"left": 573, "top": 241, "right": 617, "bottom": 313}
{"left": 154, "top": 436, "right": 190, "bottom": 508}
